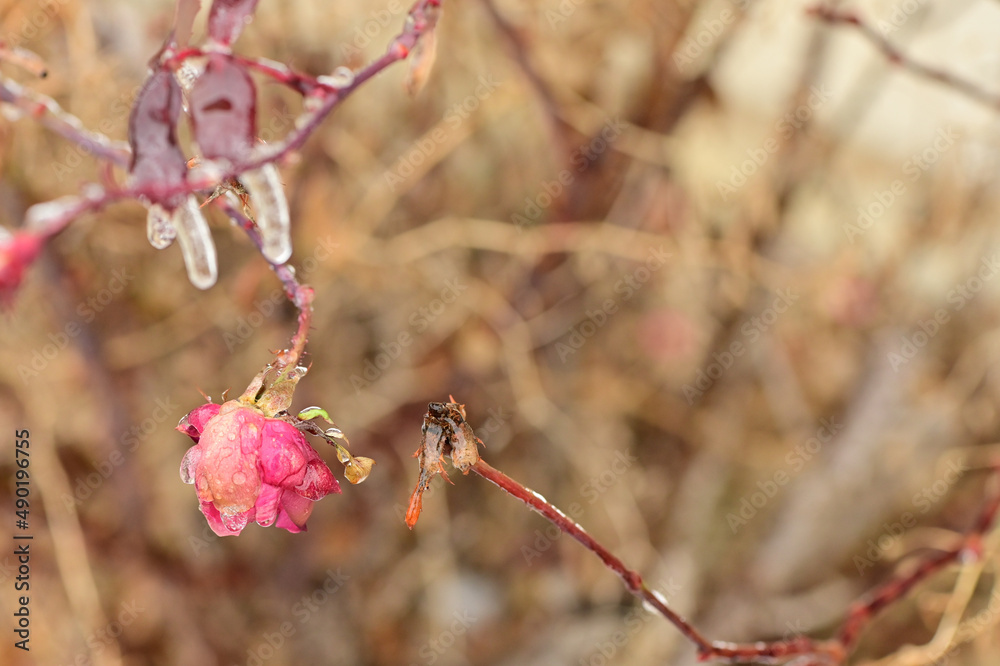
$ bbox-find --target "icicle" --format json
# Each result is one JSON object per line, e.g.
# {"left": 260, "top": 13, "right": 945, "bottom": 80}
{"left": 146, "top": 203, "right": 177, "bottom": 249}
{"left": 171, "top": 196, "right": 218, "bottom": 289}
{"left": 239, "top": 163, "right": 291, "bottom": 264}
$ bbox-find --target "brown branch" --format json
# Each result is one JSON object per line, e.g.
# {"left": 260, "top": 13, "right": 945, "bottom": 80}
{"left": 809, "top": 5, "right": 1000, "bottom": 110}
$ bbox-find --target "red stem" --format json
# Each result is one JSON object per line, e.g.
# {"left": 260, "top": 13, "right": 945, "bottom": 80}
{"left": 470, "top": 457, "right": 1000, "bottom": 664}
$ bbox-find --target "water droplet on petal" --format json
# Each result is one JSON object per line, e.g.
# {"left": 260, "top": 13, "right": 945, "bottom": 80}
{"left": 220, "top": 505, "right": 249, "bottom": 531}
{"left": 233, "top": 472, "right": 246, "bottom": 485}
{"left": 146, "top": 203, "right": 177, "bottom": 249}
{"left": 171, "top": 196, "right": 218, "bottom": 289}
{"left": 179, "top": 448, "right": 199, "bottom": 484}
{"left": 239, "top": 164, "right": 291, "bottom": 264}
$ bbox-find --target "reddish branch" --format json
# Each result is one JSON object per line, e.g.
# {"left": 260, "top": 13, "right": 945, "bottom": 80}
{"left": 809, "top": 5, "right": 1000, "bottom": 110}
{"left": 411, "top": 402, "right": 1000, "bottom": 664}
{"left": 475, "top": 458, "right": 1000, "bottom": 664}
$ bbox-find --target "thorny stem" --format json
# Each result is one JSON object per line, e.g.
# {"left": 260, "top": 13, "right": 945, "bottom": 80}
{"left": 809, "top": 5, "right": 1000, "bottom": 110}
{"left": 470, "top": 457, "right": 1000, "bottom": 664}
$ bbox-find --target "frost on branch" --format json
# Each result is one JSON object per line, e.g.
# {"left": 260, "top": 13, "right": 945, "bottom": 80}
{"left": 190, "top": 55, "right": 292, "bottom": 265}
{"left": 128, "top": 68, "right": 217, "bottom": 289}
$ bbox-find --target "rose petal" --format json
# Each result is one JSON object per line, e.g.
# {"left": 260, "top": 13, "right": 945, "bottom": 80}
{"left": 196, "top": 403, "right": 262, "bottom": 511}
{"left": 253, "top": 484, "right": 282, "bottom": 527}
{"left": 275, "top": 492, "right": 313, "bottom": 533}
{"left": 297, "top": 458, "right": 339, "bottom": 500}
{"left": 259, "top": 418, "right": 311, "bottom": 486}
{"left": 176, "top": 402, "right": 221, "bottom": 441}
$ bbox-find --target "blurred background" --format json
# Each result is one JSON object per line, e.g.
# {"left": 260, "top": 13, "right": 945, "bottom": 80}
{"left": 1, "top": 0, "right": 1000, "bottom": 664}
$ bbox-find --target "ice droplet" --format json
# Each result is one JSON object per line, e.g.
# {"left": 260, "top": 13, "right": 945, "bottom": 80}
{"left": 146, "top": 203, "right": 177, "bottom": 249}
{"left": 318, "top": 66, "right": 355, "bottom": 88}
{"left": 220, "top": 506, "right": 249, "bottom": 531}
{"left": 239, "top": 164, "right": 291, "bottom": 264}
{"left": 172, "top": 196, "right": 218, "bottom": 290}
{"left": 179, "top": 449, "right": 197, "bottom": 484}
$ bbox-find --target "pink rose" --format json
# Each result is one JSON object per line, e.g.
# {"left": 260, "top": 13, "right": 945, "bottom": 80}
{"left": 178, "top": 400, "right": 340, "bottom": 536}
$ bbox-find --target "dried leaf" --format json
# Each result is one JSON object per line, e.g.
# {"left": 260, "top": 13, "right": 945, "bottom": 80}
{"left": 403, "top": 1, "right": 442, "bottom": 96}
{"left": 189, "top": 55, "right": 257, "bottom": 162}
{"left": 405, "top": 27, "right": 437, "bottom": 96}
{"left": 405, "top": 401, "right": 482, "bottom": 528}
{"left": 344, "top": 456, "right": 375, "bottom": 485}
{"left": 207, "top": 0, "right": 261, "bottom": 48}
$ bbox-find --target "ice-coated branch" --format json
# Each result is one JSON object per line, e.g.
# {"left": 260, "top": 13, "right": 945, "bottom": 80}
{"left": 1, "top": 0, "right": 443, "bottom": 299}
{"left": 0, "top": 78, "right": 131, "bottom": 168}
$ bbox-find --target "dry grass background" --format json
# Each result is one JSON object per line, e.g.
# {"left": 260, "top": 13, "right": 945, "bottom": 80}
{"left": 1, "top": 0, "right": 999, "bottom": 664}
